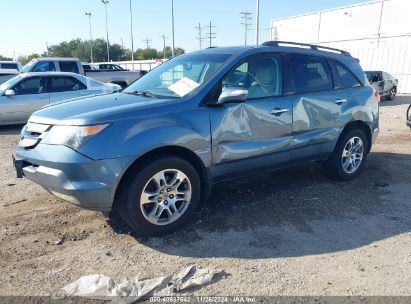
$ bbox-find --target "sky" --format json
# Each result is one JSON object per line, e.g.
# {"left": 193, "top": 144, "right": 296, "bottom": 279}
{"left": 0, "top": 0, "right": 370, "bottom": 58}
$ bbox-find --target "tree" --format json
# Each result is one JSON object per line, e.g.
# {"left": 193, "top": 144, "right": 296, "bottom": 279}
{"left": 0, "top": 55, "right": 13, "bottom": 61}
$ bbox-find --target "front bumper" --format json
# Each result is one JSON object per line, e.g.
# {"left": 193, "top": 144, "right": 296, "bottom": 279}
{"left": 14, "top": 144, "right": 133, "bottom": 211}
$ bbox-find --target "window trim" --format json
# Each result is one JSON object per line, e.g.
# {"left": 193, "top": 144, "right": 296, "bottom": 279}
{"left": 11, "top": 76, "right": 50, "bottom": 95}
{"left": 205, "top": 52, "right": 286, "bottom": 105}
{"left": 285, "top": 53, "right": 335, "bottom": 96}
{"left": 49, "top": 76, "right": 87, "bottom": 93}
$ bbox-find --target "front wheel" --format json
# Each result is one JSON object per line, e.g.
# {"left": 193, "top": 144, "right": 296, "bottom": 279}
{"left": 117, "top": 157, "right": 202, "bottom": 236}
{"left": 325, "top": 129, "right": 369, "bottom": 181}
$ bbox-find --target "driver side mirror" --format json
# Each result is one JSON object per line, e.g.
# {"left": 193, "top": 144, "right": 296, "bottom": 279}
{"left": 217, "top": 87, "right": 248, "bottom": 104}
{"left": 4, "top": 89, "right": 15, "bottom": 97}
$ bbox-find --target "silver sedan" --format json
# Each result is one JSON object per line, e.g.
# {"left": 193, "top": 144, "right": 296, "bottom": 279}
{"left": 0, "top": 72, "right": 121, "bottom": 125}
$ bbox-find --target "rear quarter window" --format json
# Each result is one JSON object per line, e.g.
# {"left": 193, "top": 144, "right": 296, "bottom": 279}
{"left": 333, "top": 61, "right": 361, "bottom": 89}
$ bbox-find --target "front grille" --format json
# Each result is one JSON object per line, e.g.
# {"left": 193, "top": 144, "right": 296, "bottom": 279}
{"left": 19, "top": 122, "right": 51, "bottom": 149}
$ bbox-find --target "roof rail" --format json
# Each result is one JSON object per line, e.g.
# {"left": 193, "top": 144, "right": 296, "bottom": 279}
{"left": 261, "top": 41, "right": 351, "bottom": 56}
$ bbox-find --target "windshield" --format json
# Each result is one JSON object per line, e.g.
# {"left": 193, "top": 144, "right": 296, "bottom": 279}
{"left": 21, "top": 60, "right": 36, "bottom": 73}
{"left": 123, "top": 53, "right": 231, "bottom": 98}
{"left": 0, "top": 75, "right": 23, "bottom": 91}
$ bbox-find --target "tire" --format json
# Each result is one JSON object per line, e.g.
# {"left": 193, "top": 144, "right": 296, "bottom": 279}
{"left": 325, "top": 128, "right": 369, "bottom": 181}
{"left": 117, "top": 157, "right": 201, "bottom": 236}
{"left": 387, "top": 87, "right": 396, "bottom": 101}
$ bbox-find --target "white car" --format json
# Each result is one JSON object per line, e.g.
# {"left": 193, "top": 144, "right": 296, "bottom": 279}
{"left": 0, "top": 72, "right": 121, "bottom": 125}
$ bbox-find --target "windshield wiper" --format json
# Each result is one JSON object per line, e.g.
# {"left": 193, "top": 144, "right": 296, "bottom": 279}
{"left": 126, "top": 90, "right": 157, "bottom": 98}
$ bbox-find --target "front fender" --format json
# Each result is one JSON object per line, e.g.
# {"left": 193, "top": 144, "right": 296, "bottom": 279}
{"left": 79, "top": 108, "right": 212, "bottom": 167}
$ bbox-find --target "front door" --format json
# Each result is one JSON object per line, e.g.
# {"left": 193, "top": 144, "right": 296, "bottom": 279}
{"left": 209, "top": 53, "right": 294, "bottom": 180}
{"left": 1, "top": 76, "right": 49, "bottom": 124}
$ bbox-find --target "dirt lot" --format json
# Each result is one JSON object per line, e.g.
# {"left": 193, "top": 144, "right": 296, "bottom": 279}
{"left": 0, "top": 96, "right": 410, "bottom": 297}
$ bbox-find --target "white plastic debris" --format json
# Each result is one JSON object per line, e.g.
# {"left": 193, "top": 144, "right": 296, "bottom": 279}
{"left": 61, "top": 265, "right": 223, "bottom": 302}
{"left": 62, "top": 274, "right": 115, "bottom": 298}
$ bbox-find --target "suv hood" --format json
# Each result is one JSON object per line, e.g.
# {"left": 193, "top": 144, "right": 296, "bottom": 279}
{"left": 29, "top": 93, "right": 182, "bottom": 125}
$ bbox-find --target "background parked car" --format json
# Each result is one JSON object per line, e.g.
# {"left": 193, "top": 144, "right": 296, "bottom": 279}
{"left": 0, "top": 61, "right": 21, "bottom": 84}
{"left": 365, "top": 70, "right": 398, "bottom": 100}
{"left": 0, "top": 72, "right": 121, "bottom": 125}
{"left": 21, "top": 57, "right": 143, "bottom": 89}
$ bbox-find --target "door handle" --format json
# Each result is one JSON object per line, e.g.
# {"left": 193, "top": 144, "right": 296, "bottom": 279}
{"left": 270, "top": 108, "right": 289, "bottom": 116}
{"left": 334, "top": 98, "right": 348, "bottom": 105}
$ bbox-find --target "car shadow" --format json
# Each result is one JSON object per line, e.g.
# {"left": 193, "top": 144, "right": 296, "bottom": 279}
{"left": 0, "top": 124, "right": 24, "bottom": 135}
{"left": 379, "top": 94, "right": 411, "bottom": 107}
{"left": 108, "top": 151, "right": 411, "bottom": 259}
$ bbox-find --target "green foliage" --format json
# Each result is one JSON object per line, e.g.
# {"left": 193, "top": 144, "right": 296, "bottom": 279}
{"left": 1, "top": 39, "right": 185, "bottom": 65}
{"left": 0, "top": 55, "right": 13, "bottom": 61}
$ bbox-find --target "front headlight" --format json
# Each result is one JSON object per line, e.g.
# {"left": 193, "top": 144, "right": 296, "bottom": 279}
{"left": 42, "top": 124, "right": 109, "bottom": 150}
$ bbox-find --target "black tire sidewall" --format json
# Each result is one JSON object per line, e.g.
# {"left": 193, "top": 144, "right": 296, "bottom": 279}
{"left": 120, "top": 157, "right": 201, "bottom": 236}
{"left": 326, "top": 128, "right": 369, "bottom": 181}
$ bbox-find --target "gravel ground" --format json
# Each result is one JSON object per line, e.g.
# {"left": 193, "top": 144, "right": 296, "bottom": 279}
{"left": 0, "top": 96, "right": 410, "bottom": 297}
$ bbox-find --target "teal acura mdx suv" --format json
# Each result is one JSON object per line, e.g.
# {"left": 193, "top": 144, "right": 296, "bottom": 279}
{"left": 14, "top": 41, "right": 380, "bottom": 235}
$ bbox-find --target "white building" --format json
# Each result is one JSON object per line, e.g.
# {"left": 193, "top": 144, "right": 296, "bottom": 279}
{"left": 270, "top": 0, "right": 411, "bottom": 93}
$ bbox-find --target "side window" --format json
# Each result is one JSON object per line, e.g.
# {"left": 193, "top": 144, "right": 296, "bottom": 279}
{"left": 289, "top": 54, "right": 333, "bottom": 94}
{"left": 222, "top": 54, "right": 283, "bottom": 99}
{"left": 333, "top": 61, "right": 361, "bottom": 88}
{"left": 59, "top": 61, "right": 79, "bottom": 74}
{"left": 1, "top": 63, "right": 18, "bottom": 70}
{"left": 12, "top": 77, "right": 48, "bottom": 95}
{"left": 51, "top": 77, "right": 86, "bottom": 93}
{"left": 32, "top": 61, "right": 55, "bottom": 72}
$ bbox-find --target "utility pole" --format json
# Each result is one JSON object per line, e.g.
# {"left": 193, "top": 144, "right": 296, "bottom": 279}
{"left": 171, "top": 0, "right": 175, "bottom": 57}
{"left": 160, "top": 34, "right": 168, "bottom": 58}
{"left": 241, "top": 10, "right": 252, "bottom": 45}
{"left": 129, "top": 0, "right": 134, "bottom": 61}
{"left": 102, "top": 0, "right": 110, "bottom": 62}
{"left": 255, "top": 0, "right": 260, "bottom": 45}
{"left": 142, "top": 38, "right": 152, "bottom": 49}
{"left": 195, "top": 22, "right": 205, "bottom": 50}
{"left": 377, "top": 0, "right": 385, "bottom": 48}
{"left": 85, "top": 12, "right": 93, "bottom": 62}
{"left": 206, "top": 21, "right": 216, "bottom": 47}
{"left": 45, "top": 42, "right": 49, "bottom": 56}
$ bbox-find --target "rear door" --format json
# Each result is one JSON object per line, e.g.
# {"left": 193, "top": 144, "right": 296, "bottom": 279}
{"left": 49, "top": 76, "right": 88, "bottom": 103}
{"left": 210, "top": 53, "right": 294, "bottom": 180}
{"left": 286, "top": 53, "right": 343, "bottom": 159}
{"left": 1, "top": 76, "right": 49, "bottom": 123}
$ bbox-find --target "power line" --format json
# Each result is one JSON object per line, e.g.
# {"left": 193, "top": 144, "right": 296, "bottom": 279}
{"left": 142, "top": 38, "right": 152, "bottom": 49}
{"left": 160, "top": 34, "right": 168, "bottom": 58}
{"left": 206, "top": 21, "right": 216, "bottom": 48}
{"left": 240, "top": 10, "right": 252, "bottom": 45}
{"left": 195, "top": 22, "right": 206, "bottom": 50}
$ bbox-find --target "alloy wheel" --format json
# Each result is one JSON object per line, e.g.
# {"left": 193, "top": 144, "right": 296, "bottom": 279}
{"left": 139, "top": 169, "right": 192, "bottom": 225}
{"left": 341, "top": 137, "right": 364, "bottom": 174}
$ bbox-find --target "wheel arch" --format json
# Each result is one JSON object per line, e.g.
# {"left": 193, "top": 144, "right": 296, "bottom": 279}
{"left": 112, "top": 145, "right": 211, "bottom": 211}
{"left": 341, "top": 120, "right": 372, "bottom": 153}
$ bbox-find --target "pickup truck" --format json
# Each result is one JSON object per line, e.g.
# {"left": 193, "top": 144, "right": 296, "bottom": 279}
{"left": 21, "top": 57, "right": 144, "bottom": 88}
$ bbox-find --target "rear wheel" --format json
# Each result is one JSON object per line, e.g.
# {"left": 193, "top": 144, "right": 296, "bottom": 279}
{"left": 325, "top": 128, "right": 369, "bottom": 181}
{"left": 117, "top": 157, "right": 201, "bottom": 236}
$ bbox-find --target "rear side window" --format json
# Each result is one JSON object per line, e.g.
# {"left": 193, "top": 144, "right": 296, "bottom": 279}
{"left": 50, "top": 76, "right": 86, "bottom": 92}
{"left": 289, "top": 54, "right": 333, "bottom": 94}
{"left": 32, "top": 61, "right": 55, "bottom": 72}
{"left": 333, "top": 61, "right": 361, "bottom": 88}
{"left": 12, "top": 77, "right": 48, "bottom": 95}
{"left": 1, "top": 63, "right": 18, "bottom": 70}
{"left": 59, "top": 61, "right": 79, "bottom": 74}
